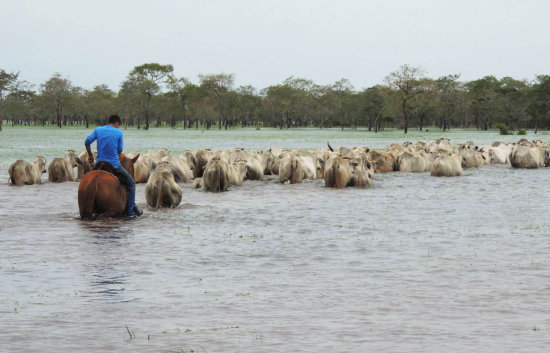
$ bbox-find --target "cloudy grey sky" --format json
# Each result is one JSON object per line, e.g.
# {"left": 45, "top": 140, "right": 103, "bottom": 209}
{"left": 1, "top": 0, "right": 548, "bottom": 91}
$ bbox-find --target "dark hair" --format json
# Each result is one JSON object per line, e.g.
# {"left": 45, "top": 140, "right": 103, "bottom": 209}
{"left": 108, "top": 115, "right": 121, "bottom": 125}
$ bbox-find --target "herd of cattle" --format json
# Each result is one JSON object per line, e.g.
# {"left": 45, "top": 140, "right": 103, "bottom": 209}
{"left": 7, "top": 138, "right": 550, "bottom": 209}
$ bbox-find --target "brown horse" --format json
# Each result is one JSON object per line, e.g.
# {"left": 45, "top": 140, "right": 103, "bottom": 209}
{"left": 78, "top": 153, "right": 139, "bottom": 219}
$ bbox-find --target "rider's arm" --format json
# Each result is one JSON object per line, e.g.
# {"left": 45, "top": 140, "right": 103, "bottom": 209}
{"left": 85, "top": 130, "right": 96, "bottom": 163}
{"left": 85, "top": 145, "right": 94, "bottom": 164}
{"left": 117, "top": 131, "right": 123, "bottom": 155}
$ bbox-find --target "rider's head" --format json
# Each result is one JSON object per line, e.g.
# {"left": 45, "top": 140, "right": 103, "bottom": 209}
{"left": 108, "top": 114, "right": 121, "bottom": 128}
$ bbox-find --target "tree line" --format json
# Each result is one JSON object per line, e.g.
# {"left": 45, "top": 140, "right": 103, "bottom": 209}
{"left": 1, "top": 64, "right": 549, "bottom": 133}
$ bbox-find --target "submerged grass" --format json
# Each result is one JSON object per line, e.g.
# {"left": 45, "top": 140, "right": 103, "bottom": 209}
{"left": 125, "top": 325, "right": 135, "bottom": 340}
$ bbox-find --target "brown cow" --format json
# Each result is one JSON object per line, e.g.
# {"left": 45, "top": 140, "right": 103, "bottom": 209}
{"left": 367, "top": 150, "right": 395, "bottom": 173}
{"left": 324, "top": 157, "right": 353, "bottom": 188}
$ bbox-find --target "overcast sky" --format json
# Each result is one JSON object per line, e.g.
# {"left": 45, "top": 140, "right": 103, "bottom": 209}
{"left": 1, "top": 0, "right": 549, "bottom": 91}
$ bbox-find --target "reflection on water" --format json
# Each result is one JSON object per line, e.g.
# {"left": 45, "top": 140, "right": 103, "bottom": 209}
{"left": 1, "top": 166, "right": 550, "bottom": 352}
{"left": 77, "top": 220, "right": 136, "bottom": 306}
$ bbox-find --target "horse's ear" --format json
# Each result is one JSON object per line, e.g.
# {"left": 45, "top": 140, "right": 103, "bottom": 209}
{"left": 131, "top": 153, "right": 140, "bottom": 164}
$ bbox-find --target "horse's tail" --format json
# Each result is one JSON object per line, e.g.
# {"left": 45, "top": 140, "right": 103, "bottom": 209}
{"left": 215, "top": 163, "right": 222, "bottom": 192}
{"left": 78, "top": 174, "right": 98, "bottom": 219}
{"left": 49, "top": 162, "right": 61, "bottom": 182}
{"left": 154, "top": 178, "right": 164, "bottom": 208}
{"left": 290, "top": 157, "right": 297, "bottom": 184}
{"left": 333, "top": 161, "right": 340, "bottom": 188}
{"left": 8, "top": 163, "right": 16, "bottom": 185}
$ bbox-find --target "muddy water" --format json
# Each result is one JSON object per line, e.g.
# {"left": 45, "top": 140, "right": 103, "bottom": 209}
{"left": 2, "top": 128, "right": 550, "bottom": 352}
{"left": 2, "top": 164, "right": 550, "bottom": 352}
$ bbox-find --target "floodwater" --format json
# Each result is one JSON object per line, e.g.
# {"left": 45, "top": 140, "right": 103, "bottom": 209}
{"left": 1, "top": 128, "right": 550, "bottom": 352}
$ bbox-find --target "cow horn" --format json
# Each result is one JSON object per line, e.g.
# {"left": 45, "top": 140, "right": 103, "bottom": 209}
{"left": 327, "top": 142, "right": 334, "bottom": 152}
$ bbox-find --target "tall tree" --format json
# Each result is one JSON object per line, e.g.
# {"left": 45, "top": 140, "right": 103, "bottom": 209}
{"left": 4, "top": 84, "right": 35, "bottom": 126}
{"left": 198, "top": 73, "right": 235, "bottom": 129}
{"left": 40, "top": 73, "right": 72, "bottom": 128}
{"left": 498, "top": 77, "right": 529, "bottom": 130}
{"left": 124, "top": 63, "right": 174, "bottom": 130}
{"left": 434, "top": 74, "right": 464, "bottom": 130}
{"left": 360, "top": 85, "right": 391, "bottom": 132}
{"left": 466, "top": 76, "right": 502, "bottom": 130}
{"left": 384, "top": 65, "right": 426, "bottom": 133}
{"left": 331, "top": 78, "right": 354, "bottom": 130}
{"left": 168, "top": 76, "right": 194, "bottom": 128}
{"left": 235, "top": 85, "right": 261, "bottom": 127}
{"left": 528, "top": 75, "right": 550, "bottom": 130}
{"left": 0, "top": 69, "right": 20, "bottom": 131}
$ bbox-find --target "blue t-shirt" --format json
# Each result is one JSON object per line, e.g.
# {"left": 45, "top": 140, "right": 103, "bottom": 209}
{"left": 85, "top": 125, "right": 123, "bottom": 167}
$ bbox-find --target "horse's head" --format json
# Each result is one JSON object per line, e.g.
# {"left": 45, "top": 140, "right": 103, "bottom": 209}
{"left": 119, "top": 153, "right": 140, "bottom": 178}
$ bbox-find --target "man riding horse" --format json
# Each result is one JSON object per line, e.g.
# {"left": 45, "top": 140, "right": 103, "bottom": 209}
{"left": 84, "top": 114, "right": 143, "bottom": 218}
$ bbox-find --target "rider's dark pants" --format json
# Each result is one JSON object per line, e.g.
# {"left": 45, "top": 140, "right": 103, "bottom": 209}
{"left": 114, "top": 165, "right": 136, "bottom": 216}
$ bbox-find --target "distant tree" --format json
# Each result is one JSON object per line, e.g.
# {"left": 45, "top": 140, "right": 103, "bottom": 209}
{"left": 64, "top": 86, "right": 86, "bottom": 126}
{"left": 119, "top": 78, "right": 143, "bottom": 128}
{"left": 40, "top": 73, "right": 72, "bottom": 128}
{"left": 123, "top": 63, "right": 174, "bottom": 130}
{"left": 234, "top": 85, "right": 261, "bottom": 127}
{"left": 466, "top": 76, "right": 502, "bottom": 130}
{"left": 434, "top": 74, "right": 464, "bottom": 130}
{"left": 411, "top": 78, "right": 436, "bottom": 131}
{"left": 4, "top": 84, "right": 35, "bottom": 126}
{"left": 263, "top": 83, "right": 295, "bottom": 129}
{"left": 527, "top": 75, "right": 550, "bottom": 130}
{"left": 0, "top": 69, "right": 20, "bottom": 131}
{"left": 384, "top": 65, "right": 427, "bottom": 133}
{"left": 168, "top": 76, "right": 194, "bottom": 128}
{"left": 498, "top": 77, "right": 529, "bottom": 130}
{"left": 360, "top": 85, "right": 391, "bottom": 132}
{"left": 198, "top": 73, "right": 235, "bottom": 129}
{"left": 85, "top": 85, "right": 116, "bottom": 127}
{"left": 331, "top": 78, "right": 354, "bottom": 130}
